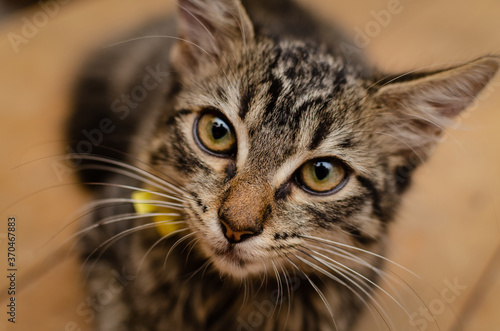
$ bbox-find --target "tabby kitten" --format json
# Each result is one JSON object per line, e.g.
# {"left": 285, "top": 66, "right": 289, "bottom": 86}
{"left": 68, "top": 0, "right": 499, "bottom": 330}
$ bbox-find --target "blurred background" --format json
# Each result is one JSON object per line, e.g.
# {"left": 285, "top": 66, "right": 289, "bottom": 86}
{"left": 0, "top": 0, "right": 36, "bottom": 16}
{"left": 0, "top": 0, "right": 499, "bottom": 330}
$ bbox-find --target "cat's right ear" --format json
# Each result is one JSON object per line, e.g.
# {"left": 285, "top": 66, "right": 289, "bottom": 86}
{"left": 370, "top": 56, "right": 499, "bottom": 158}
{"left": 171, "top": 0, "right": 254, "bottom": 73}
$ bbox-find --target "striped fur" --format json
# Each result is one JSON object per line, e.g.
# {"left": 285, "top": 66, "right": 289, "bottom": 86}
{"left": 69, "top": 0, "right": 499, "bottom": 330}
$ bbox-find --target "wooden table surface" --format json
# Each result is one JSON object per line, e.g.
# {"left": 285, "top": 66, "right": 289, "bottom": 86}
{"left": 1, "top": 0, "right": 499, "bottom": 330}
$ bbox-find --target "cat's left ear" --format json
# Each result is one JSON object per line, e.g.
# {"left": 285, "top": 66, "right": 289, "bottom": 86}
{"left": 371, "top": 56, "right": 499, "bottom": 157}
{"left": 171, "top": 0, "right": 254, "bottom": 73}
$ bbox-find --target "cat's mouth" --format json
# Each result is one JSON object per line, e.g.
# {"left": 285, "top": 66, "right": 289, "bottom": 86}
{"left": 188, "top": 214, "right": 269, "bottom": 277}
{"left": 204, "top": 240, "right": 271, "bottom": 278}
{"left": 212, "top": 245, "right": 248, "bottom": 267}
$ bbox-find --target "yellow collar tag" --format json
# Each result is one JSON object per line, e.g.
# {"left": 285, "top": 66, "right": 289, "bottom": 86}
{"left": 131, "top": 190, "right": 181, "bottom": 237}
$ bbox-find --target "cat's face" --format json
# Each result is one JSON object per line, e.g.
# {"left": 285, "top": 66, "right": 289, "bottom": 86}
{"left": 149, "top": 39, "right": 387, "bottom": 278}
{"left": 144, "top": 0, "right": 498, "bottom": 279}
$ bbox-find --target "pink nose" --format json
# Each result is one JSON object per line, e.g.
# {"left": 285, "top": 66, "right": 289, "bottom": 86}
{"left": 220, "top": 219, "right": 262, "bottom": 244}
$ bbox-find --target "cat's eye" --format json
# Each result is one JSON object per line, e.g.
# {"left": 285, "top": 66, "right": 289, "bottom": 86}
{"left": 296, "top": 159, "right": 347, "bottom": 194}
{"left": 195, "top": 111, "right": 236, "bottom": 156}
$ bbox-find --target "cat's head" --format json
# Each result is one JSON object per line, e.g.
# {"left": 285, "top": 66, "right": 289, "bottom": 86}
{"left": 145, "top": 0, "right": 499, "bottom": 279}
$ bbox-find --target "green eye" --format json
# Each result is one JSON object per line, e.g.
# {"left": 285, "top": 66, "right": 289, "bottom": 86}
{"left": 195, "top": 112, "right": 236, "bottom": 156}
{"left": 297, "top": 159, "right": 347, "bottom": 194}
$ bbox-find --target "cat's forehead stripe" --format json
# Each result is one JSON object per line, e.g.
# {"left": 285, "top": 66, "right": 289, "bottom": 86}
{"left": 308, "top": 119, "right": 333, "bottom": 151}
{"left": 238, "top": 86, "right": 253, "bottom": 120}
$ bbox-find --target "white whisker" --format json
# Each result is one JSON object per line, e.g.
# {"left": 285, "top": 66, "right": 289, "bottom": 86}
{"left": 299, "top": 246, "right": 398, "bottom": 330}
{"left": 70, "top": 154, "right": 190, "bottom": 196}
{"left": 301, "top": 235, "right": 421, "bottom": 279}
{"left": 88, "top": 182, "right": 187, "bottom": 203}
{"left": 271, "top": 261, "right": 282, "bottom": 317}
{"left": 83, "top": 219, "right": 186, "bottom": 273}
{"left": 77, "top": 163, "right": 188, "bottom": 200}
{"left": 302, "top": 237, "right": 439, "bottom": 330}
{"left": 163, "top": 232, "right": 196, "bottom": 269}
{"left": 137, "top": 226, "right": 191, "bottom": 275}
{"left": 282, "top": 252, "right": 339, "bottom": 331}
{"left": 307, "top": 243, "right": 414, "bottom": 315}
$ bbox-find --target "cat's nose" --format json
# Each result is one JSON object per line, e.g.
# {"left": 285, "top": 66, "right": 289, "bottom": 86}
{"left": 220, "top": 219, "right": 263, "bottom": 244}
{"left": 218, "top": 173, "right": 272, "bottom": 244}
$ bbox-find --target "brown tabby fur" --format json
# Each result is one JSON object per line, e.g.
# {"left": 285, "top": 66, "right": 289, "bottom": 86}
{"left": 68, "top": 0, "right": 499, "bottom": 330}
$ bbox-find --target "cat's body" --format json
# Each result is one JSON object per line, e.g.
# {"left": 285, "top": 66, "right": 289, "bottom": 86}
{"left": 68, "top": 0, "right": 498, "bottom": 330}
